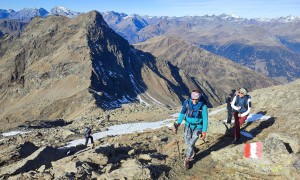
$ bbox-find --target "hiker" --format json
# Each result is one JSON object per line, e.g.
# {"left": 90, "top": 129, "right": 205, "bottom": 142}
{"left": 173, "top": 89, "right": 208, "bottom": 169}
{"left": 84, "top": 127, "right": 94, "bottom": 148}
{"left": 230, "top": 88, "right": 251, "bottom": 144}
{"left": 106, "top": 114, "right": 110, "bottom": 121}
{"left": 225, "top": 89, "right": 237, "bottom": 124}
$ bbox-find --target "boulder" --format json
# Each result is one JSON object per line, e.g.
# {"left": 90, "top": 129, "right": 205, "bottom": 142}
{"left": 0, "top": 146, "right": 65, "bottom": 176}
{"left": 98, "top": 159, "right": 151, "bottom": 179}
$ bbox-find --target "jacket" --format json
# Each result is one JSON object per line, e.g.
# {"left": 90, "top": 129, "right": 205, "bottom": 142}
{"left": 177, "top": 99, "right": 208, "bottom": 132}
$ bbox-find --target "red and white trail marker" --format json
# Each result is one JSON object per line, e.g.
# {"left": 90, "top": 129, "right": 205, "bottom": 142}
{"left": 244, "top": 142, "right": 263, "bottom": 159}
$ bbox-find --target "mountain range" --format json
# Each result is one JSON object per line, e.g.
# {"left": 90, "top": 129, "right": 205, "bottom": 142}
{"left": 101, "top": 12, "right": 300, "bottom": 83}
{"left": 0, "top": 11, "right": 278, "bottom": 128}
{"left": 0, "top": 6, "right": 80, "bottom": 21}
{"left": 1, "top": 7, "right": 300, "bottom": 83}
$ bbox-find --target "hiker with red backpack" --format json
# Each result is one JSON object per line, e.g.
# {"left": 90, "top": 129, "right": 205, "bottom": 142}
{"left": 230, "top": 88, "right": 251, "bottom": 144}
{"left": 173, "top": 89, "right": 208, "bottom": 169}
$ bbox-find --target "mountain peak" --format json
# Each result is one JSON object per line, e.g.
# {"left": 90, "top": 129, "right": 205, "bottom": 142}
{"left": 49, "top": 6, "right": 81, "bottom": 18}
{"left": 52, "top": 6, "right": 69, "bottom": 12}
{"left": 79, "top": 10, "right": 109, "bottom": 28}
{"left": 219, "top": 13, "right": 241, "bottom": 19}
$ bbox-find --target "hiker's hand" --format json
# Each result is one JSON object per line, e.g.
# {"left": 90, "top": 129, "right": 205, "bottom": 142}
{"left": 238, "top": 113, "right": 241, "bottom": 117}
{"left": 173, "top": 122, "right": 180, "bottom": 134}
{"left": 237, "top": 106, "right": 241, "bottom": 110}
{"left": 200, "top": 132, "right": 206, "bottom": 139}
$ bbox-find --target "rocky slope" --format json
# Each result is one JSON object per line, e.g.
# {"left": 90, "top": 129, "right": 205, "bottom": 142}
{"left": 0, "top": 19, "right": 27, "bottom": 38}
{"left": 0, "top": 80, "right": 299, "bottom": 179}
{"left": 0, "top": 11, "right": 209, "bottom": 130}
{"left": 134, "top": 36, "right": 280, "bottom": 104}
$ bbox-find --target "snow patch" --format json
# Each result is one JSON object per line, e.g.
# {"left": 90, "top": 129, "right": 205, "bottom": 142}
{"left": 64, "top": 118, "right": 175, "bottom": 147}
{"left": 246, "top": 113, "right": 271, "bottom": 123}
{"left": 145, "top": 92, "right": 162, "bottom": 104}
{"left": 137, "top": 95, "right": 150, "bottom": 106}
{"left": 2, "top": 131, "right": 31, "bottom": 137}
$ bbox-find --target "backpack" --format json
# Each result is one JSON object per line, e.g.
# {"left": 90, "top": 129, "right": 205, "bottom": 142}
{"left": 184, "top": 98, "right": 205, "bottom": 119}
{"left": 84, "top": 127, "right": 91, "bottom": 137}
{"left": 226, "top": 93, "right": 235, "bottom": 105}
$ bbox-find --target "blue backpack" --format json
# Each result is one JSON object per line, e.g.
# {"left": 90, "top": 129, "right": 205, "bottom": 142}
{"left": 184, "top": 98, "right": 205, "bottom": 119}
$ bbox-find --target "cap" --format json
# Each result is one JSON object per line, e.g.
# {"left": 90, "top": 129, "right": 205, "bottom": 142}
{"left": 191, "top": 92, "right": 201, "bottom": 99}
{"left": 239, "top": 88, "right": 247, "bottom": 95}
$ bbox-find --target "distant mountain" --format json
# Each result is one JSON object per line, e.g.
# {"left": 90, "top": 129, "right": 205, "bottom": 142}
{"left": 0, "top": 7, "right": 81, "bottom": 21}
{"left": 101, "top": 12, "right": 300, "bottom": 82}
{"left": 49, "top": 6, "right": 81, "bottom": 18}
{"left": 0, "top": 9, "right": 15, "bottom": 18}
{"left": 101, "top": 12, "right": 149, "bottom": 41}
{"left": 134, "top": 36, "right": 279, "bottom": 104}
{"left": 9, "top": 8, "right": 48, "bottom": 21}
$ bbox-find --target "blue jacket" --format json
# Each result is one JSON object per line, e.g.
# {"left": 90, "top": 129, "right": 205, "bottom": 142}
{"left": 177, "top": 99, "right": 208, "bottom": 132}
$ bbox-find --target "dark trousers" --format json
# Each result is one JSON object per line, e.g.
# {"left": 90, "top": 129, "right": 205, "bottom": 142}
{"left": 233, "top": 112, "right": 248, "bottom": 140}
{"left": 226, "top": 106, "right": 233, "bottom": 123}
{"left": 85, "top": 135, "right": 94, "bottom": 146}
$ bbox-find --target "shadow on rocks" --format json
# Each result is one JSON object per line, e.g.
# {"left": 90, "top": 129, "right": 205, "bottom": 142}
{"left": 147, "top": 164, "right": 171, "bottom": 179}
{"left": 18, "top": 119, "right": 73, "bottom": 129}
{"left": 191, "top": 112, "right": 275, "bottom": 167}
{"left": 95, "top": 145, "right": 131, "bottom": 164}
{"left": 93, "top": 144, "right": 171, "bottom": 178}
{"left": 241, "top": 111, "right": 267, "bottom": 131}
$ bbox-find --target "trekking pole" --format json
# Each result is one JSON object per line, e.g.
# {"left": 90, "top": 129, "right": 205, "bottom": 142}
{"left": 173, "top": 122, "right": 181, "bottom": 159}
{"left": 176, "top": 138, "right": 181, "bottom": 159}
{"left": 202, "top": 139, "right": 210, "bottom": 148}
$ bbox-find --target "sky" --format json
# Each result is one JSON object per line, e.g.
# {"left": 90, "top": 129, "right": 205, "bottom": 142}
{"left": 0, "top": 0, "right": 299, "bottom": 19}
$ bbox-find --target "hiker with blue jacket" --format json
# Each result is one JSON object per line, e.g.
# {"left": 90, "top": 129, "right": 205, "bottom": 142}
{"left": 230, "top": 88, "right": 251, "bottom": 144}
{"left": 173, "top": 89, "right": 208, "bottom": 169}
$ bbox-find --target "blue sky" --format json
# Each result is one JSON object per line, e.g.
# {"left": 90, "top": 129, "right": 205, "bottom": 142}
{"left": 1, "top": 0, "right": 299, "bottom": 19}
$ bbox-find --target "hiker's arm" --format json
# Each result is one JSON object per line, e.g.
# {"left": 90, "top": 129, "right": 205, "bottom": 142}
{"left": 201, "top": 105, "right": 208, "bottom": 132}
{"left": 230, "top": 96, "right": 240, "bottom": 110}
{"left": 241, "top": 98, "right": 251, "bottom": 117}
{"left": 177, "top": 100, "right": 188, "bottom": 124}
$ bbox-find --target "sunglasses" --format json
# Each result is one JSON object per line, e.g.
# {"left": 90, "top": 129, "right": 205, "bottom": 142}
{"left": 192, "top": 99, "right": 199, "bottom": 100}
{"left": 238, "top": 92, "right": 244, "bottom": 94}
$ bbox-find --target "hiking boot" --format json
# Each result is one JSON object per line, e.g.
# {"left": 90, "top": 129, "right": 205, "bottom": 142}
{"left": 190, "top": 151, "right": 195, "bottom": 159}
{"left": 232, "top": 139, "right": 240, "bottom": 144}
{"left": 184, "top": 158, "right": 190, "bottom": 169}
{"left": 190, "top": 147, "right": 198, "bottom": 159}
